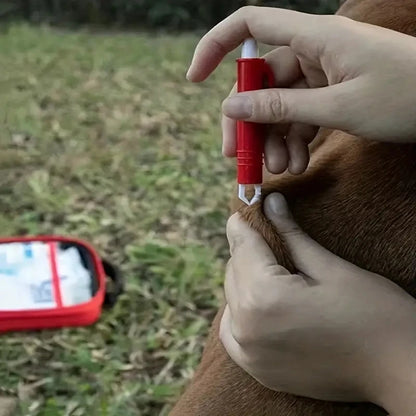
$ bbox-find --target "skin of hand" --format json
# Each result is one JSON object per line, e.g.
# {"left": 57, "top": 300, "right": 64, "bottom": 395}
{"left": 186, "top": 6, "right": 416, "bottom": 174}
{"left": 221, "top": 193, "right": 416, "bottom": 416}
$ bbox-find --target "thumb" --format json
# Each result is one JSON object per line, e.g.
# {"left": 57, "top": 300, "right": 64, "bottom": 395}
{"left": 264, "top": 193, "right": 341, "bottom": 279}
{"left": 222, "top": 83, "right": 353, "bottom": 128}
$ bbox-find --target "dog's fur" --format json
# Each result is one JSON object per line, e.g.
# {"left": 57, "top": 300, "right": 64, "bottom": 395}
{"left": 170, "top": 1, "right": 416, "bottom": 415}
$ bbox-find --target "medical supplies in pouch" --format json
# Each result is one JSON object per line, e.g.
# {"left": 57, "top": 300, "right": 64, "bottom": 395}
{"left": 0, "top": 236, "right": 123, "bottom": 332}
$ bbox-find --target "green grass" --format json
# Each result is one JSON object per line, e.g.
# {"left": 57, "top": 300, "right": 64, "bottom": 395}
{"left": 0, "top": 23, "right": 237, "bottom": 416}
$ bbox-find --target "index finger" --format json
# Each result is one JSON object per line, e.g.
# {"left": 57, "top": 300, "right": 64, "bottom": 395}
{"left": 186, "top": 6, "right": 318, "bottom": 82}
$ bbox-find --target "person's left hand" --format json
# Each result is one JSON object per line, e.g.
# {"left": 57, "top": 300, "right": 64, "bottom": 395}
{"left": 221, "top": 193, "right": 416, "bottom": 416}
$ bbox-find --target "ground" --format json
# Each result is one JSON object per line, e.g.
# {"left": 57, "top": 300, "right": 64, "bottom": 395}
{"left": 0, "top": 23, "right": 237, "bottom": 416}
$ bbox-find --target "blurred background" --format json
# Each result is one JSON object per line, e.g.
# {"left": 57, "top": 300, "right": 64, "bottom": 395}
{"left": 0, "top": 1, "right": 338, "bottom": 416}
{"left": 2, "top": 0, "right": 338, "bottom": 29}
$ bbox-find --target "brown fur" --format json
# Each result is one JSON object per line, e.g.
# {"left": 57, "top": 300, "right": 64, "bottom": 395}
{"left": 170, "top": 1, "right": 416, "bottom": 415}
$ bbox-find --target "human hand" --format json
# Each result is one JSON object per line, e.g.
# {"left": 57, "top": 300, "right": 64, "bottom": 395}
{"left": 187, "top": 7, "right": 416, "bottom": 174}
{"left": 221, "top": 193, "right": 416, "bottom": 416}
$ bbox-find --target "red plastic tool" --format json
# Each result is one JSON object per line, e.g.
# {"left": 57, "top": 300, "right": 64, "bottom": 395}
{"left": 237, "top": 39, "right": 274, "bottom": 205}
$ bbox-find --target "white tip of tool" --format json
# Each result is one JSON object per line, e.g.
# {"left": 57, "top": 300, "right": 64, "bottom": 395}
{"left": 241, "top": 38, "right": 258, "bottom": 59}
{"left": 238, "top": 184, "right": 262, "bottom": 206}
{"left": 250, "top": 185, "right": 262, "bottom": 205}
{"left": 238, "top": 184, "right": 250, "bottom": 205}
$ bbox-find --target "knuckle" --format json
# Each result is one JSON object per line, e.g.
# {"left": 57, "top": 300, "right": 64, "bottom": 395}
{"left": 263, "top": 91, "right": 286, "bottom": 122}
{"left": 206, "top": 35, "right": 228, "bottom": 58}
{"left": 250, "top": 273, "right": 297, "bottom": 311}
{"left": 318, "top": 15, "right": 353, "bottom": 44}
{"left": 230, "top": 325, "right": 247, "bottom": 345}
{"left": 232, "top": 324, "right": 256, "bottom": 347}
{"left": 331, "top": 14, "right": 352, "bottom": 26}
{"left": 317, "top": 14, "right": 347, "bottom": 28}
{"left": 232, "top": 306, "right": 261, "bottom": 346}
{"left": 284, "top": 226, "right": 303, "bottom": 240}
{"left": 291, "top": 17, "right": 320, "bottom": 52}
{"left": 291, "top": 31, "right": 312, "bottom": 52}
{"left": 237, "top": 5, "right": 256, "bottom": 17}
{"left": 291, "top": 15, "right": 352, "bottom": 59}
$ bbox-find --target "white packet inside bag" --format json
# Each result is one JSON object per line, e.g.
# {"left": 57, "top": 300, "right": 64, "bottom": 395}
{"left": 0, "top": 242, "right": 93, "bottom": 311}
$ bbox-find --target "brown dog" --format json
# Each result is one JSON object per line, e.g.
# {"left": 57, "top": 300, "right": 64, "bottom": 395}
{"left": 170, "top": 0, "right": 416, "bottom": 415}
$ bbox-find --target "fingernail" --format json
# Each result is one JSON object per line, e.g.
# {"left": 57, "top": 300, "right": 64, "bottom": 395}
{"left": 265, "top": 193, "right": 289, "bottom": 216}
{"left": 223, "top": 96, "right": 252, "bottom": 119}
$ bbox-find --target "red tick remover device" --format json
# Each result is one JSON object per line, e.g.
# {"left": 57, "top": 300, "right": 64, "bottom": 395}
{"left": 237, "top": 38, "right": 274, "bottom": 205}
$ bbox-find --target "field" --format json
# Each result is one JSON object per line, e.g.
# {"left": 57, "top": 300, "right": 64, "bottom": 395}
{"left": 0, "top": 24, "right": 237, "bottom": 416}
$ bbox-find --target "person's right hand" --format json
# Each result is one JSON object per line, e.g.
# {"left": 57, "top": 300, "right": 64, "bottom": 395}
{"left": 186, "top": 6, "right": 416, "bottom": 174}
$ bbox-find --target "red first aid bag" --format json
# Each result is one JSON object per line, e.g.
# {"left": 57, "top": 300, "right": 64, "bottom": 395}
{"left": 0, "top": 235, "right": 123, "bottom": 333}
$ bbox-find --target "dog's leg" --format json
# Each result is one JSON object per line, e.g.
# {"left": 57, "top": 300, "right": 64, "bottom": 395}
{"left": 170, "top": 306, "right": 385, "bottom": 416}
